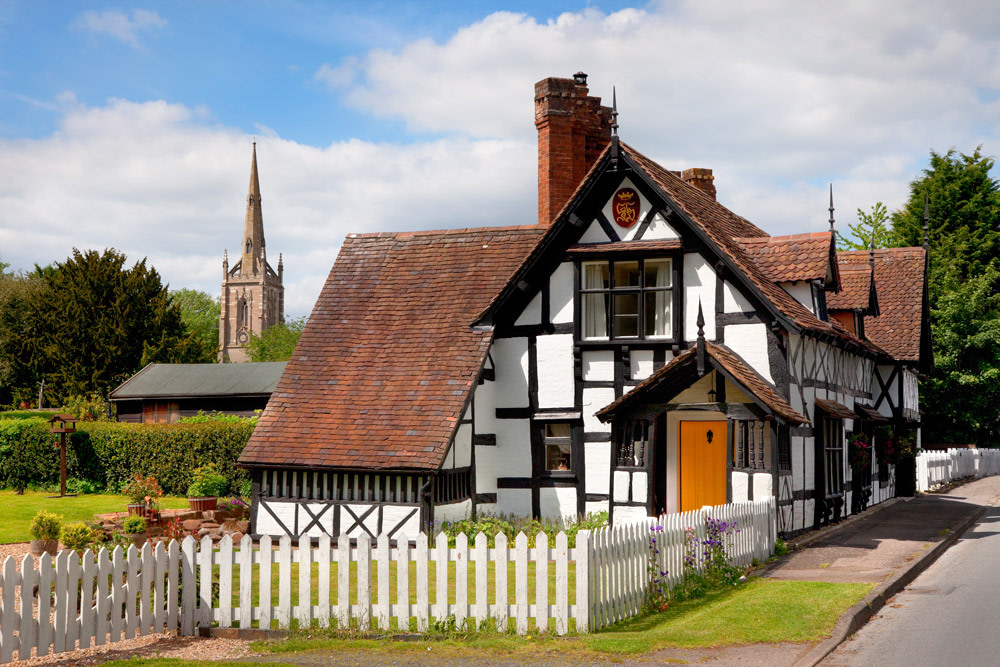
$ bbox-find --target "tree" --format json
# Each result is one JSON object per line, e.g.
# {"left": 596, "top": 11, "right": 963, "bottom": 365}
{"left": 837, "top": 202, "right": 893, "bottom": 251}
{"left": 27, "top": 249, "right": 202, "bottom": 401}
{"left": 170, "top": 288, "right": 220, "bottom": 363}
{"left": 0, "top": 266, "right": 49, "bottom": 406}
{"left": 244, "top": 317, "right": 306, "bottom": 362}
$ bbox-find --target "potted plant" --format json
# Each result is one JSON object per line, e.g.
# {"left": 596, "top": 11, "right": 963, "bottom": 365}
{"left": 123, "top": 474, "right": 163, "bottom": 516}
{"left": 122, "top": 516, "right": 148, "bottom": 548}
{"left": 29, "top": 511, "right": 62, "bottom": 557}
{"left": 187, "top": 464, "right": 228, "bottom": 512}
{"left": 60, "top": 522, "right": 95, "bottom": 556}
{"left": 848, "top": 434, "right": 872, "bottom": 469}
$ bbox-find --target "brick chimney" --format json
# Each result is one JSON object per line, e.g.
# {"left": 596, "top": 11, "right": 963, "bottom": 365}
{"left": 535, "top": 72, "right": 613, "bottom": 226}
{"left": 681, "top": 168, "right": 716, "bottom": 200}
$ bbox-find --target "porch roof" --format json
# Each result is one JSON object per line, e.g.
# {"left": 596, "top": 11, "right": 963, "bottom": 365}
{"left": 595, "top": 341, "right": 810, "bottom": 425}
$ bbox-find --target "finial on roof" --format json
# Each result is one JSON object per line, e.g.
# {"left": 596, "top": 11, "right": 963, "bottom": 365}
{"left": 828, "top": 183, "right": 835, "bottom": 232}
{"left": 696, "top": 299, "right": 706, "bottom": 376}
{"left": 869, "top": 236, "right": 875, "bottom": 272}
{"left": 611, "top": 86, "right": 619, "bottom": 136}
{"left": 923, "top": 191, "right": 930, "bottom": 251}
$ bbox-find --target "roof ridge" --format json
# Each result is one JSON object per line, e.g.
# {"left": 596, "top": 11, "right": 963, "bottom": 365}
{"left": 345, "top": 225, "right": 546, "bottom": 240}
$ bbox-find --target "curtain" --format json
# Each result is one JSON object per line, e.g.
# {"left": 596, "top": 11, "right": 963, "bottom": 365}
{"left": 584, "top": 263, "right": 608, "bottom": 339}
{"left": 651, "top": 259, "right": 671, "bottom": 337}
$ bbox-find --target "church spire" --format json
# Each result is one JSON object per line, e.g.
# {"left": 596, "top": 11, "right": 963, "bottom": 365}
{"left": 241, "top": 141, "right": 266, "bottom": 275}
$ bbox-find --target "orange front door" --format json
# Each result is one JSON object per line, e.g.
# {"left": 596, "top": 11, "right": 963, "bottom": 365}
{"left": 679, "top": 420, "right": 728, "bottom": 511}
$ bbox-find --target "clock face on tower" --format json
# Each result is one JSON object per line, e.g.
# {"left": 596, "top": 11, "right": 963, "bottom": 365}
{"left": 236, "top": 330, "right": 249, "bottom": 345}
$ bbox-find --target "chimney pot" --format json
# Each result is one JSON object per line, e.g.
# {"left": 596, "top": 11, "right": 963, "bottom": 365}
{"left": 573, "top": 71, "right": 588, "bottom": 85}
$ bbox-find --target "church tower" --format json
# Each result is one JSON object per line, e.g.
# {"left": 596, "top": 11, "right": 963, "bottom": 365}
{"left": 219, "top": 142, "right": 285, "bottom": 362}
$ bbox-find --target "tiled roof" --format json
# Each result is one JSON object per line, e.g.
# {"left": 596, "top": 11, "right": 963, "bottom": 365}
{"left": 826, "top": 265, "right": 874, "bottom": 312}
{"left": 110, "top": 362, "right": 286, "bottom": 399}
{"left": 239, "top": 226, "right": 545, "bottom": 471}
{"left": 839, "top": 248, "right": 928, "bottom": 361}
{"left": 595, "top": 341, "right": 809, "bottom": 425}
{"left": 736, "top": 233, "right": 839, "bottom": 286}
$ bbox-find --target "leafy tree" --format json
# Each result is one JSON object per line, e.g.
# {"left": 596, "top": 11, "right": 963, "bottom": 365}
{"left": 837, "top": 202, "right": 893, "bottom": 251}
{"left": 921, "top": 267, "right": 1000, "bottom": 445}
{"left": 244, "top": 317, "right": 306, "bottom": 362}
{"left": 170, "top": 288, "right": 220, "bottom": 362}
{"left": 27, "top": 248, "right": 202, "bottom": 401}
{"left": 892, "top": 147, "right": 1000, "bottom": 304}
{"left": 0, "top": 266, "right": 49, "bottom": 406}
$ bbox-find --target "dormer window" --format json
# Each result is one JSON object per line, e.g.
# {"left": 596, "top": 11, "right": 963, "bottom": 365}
{"left": 581, "top": 258, "right": 674, "bottom": 341}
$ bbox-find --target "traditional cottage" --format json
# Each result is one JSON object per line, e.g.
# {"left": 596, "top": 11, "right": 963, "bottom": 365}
{"left": 238, "top": 73, "right": 930, "bottom": 539}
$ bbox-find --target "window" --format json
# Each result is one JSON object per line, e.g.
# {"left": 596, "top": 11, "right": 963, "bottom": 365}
{"left": 581, "top": 258, "right": 673, "bottom": 340}
{"left": 543, "top": 423, "right": 572, "bottom": 472}
{"left": 822, "top": 417, "right": 844, "bottom": 498}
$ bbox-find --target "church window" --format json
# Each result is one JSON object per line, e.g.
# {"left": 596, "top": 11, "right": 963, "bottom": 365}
{"left": 581, "top": 258, "right": 675, "bottom": 341}
{"left": 238, "top": 298, "right": 249, "bottom": 329}
{"left": 246, "top": 239, "right": 252, "bottom": 254}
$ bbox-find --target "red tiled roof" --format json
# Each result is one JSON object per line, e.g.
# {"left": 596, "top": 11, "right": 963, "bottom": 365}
{"left": 596, "top": 341, "right": 809, "bottom": 425}
{"left": 736, "top": 232, "right": 839, "bottom": 286}
{"left": 239, "top": 226, "right": 545, "bottom": 471}
{"left": 827, "top": 265, "right": 874, "bottom": 311}
{"left": 839, "top": 248, "right": 928, "bottom": 361}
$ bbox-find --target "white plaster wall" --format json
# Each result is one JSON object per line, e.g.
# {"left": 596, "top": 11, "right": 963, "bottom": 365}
{"left": 585, "top": 500, "right": 610, "bottom": 517}
{"left": 540, "top": 487, "right": 577, "bottom": 521}
{"left": 474, "top": 379, "right": 497, "bottom": 435}
{"left": 753, "top": 472, "right": 773, "bottom": 499}
{"left": 515, "top": 292, "right": 541, "bottom": 326}
{"left": 583, "top": 387, "right": 616, "bottom": 433}
{"left": 630, "top": 350, "right": 655, "bottom": 380}
{"left": 781, "top": 281, "right": 815, "bottom": 314}
{"left": 791, "top": 435, "right": 805, "bottom": 491}
{"left": 904, "top": 368, "right": 919, "bottom": 413}
{"left": 495, "top": 419, "right": 531, "bottom": 477}
{"left": 683, "top": 253, "right": 717, "bottom": 341}
{"left": 536, "top": 334, "right": 575, "bottom": 409}
{"left": 550, "top": 262, "right": 575, "bottom": 324}
{"left": 255, "top": 500, "right": 296, "bottom": 537}
{"left": 435, "top": 499, "right": 473, "bottom": 524}
{"left": 579, "top": 219, "right": 610, "bottom": 243}
{"left": 613, "top": 506, "right": 649, "bottom": 524}
{"left": 383, "top": 505, "right": 421, "bottom": 540}
{"left": 475, "top": 445, "right": 497, "bottom": 493}
{"left": 477, "top": 503, "right": 499, "bottom": 515}
{"left": 643, "top": 212, "right": 680, "bottom": 240}
{"left": 672, "top": 373, "right": 714, "bottom": 403}
{"left": 724, "top": 323, "right": 773, "bottom": 383}
{"left": 582, "top": 350, "right": 615, "bottom": 381}
{"left": 731, "top": 471, "right": 749, "bottom": 503}
{"left": 601, "top": 177, "right": 651, "bottom": 242}
{"left": 631, "top": 471, "right": 648, "bottom": 503}
{"left": 497, "top": 488, "right": 532, "bottom": 517}
{"left": 613, "top": 470, "right": 630, "bottom": 503}
{"left": 454, "top": 423, "right": 472, "bottom": 468}
{"left": 723, "top": 280, "right": 753, "bottom": 312}
{"left": 585, "top": 441, "right": 611, "bottom": 494}
{"left": 875, "top": 365, "right": 896, "bottom": 419}
{"left": 494, "top": 337, "right": 529, "bottom": 408}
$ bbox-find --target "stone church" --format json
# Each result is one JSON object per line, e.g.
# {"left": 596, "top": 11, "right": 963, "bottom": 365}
{"left": 219, "top": 143, "right": 285, "bottom": 362}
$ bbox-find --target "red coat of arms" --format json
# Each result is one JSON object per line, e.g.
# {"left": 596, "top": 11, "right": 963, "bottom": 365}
{"left": 612, "top": 188, "right": 639, "bottom": 228}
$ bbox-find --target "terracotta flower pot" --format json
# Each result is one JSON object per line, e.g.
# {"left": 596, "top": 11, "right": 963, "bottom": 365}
{"left": 188, "top": 497, "right": 218, "bottom": 512}
{"left": 126, "top": 503, "right": 146, "bottom": 516}
{"left": 29, "top": 539, "right": 59, "bottom": 557}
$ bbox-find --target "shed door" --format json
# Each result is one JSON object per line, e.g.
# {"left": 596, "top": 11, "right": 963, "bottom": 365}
{"left": 679, "top": 420, "right": 728, "bottom": 512}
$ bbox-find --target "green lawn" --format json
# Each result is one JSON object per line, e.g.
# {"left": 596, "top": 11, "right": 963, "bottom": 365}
{"left": 0, "top": 490, "right": 189, "bottom": 543}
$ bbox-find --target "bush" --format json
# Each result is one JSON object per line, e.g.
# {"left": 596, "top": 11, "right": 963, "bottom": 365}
{"left": 61, "top": 523, "right": 95, "bottom": 554}
{"left": 0, "top": 417, "right": 253, "bottom": 495}
{"left": 29, "top": 511, "right": 62, "bottom": 541}
{"left": 0, "top": 410, "right": 58, "bottom": 421}
{"left": 188, "top": 464, "right": 228, "bottom": 498}
{"left": 123, "top": 474, "right": 163, "bottom": 505}
{"left": 122, "top": 516, "right": 146, "bottom": 534}
{"left": 62, "top": 393, "right": 115, "bottom": 422}
{"left": 439, "top": 511, "right": 609, "bottom": 548}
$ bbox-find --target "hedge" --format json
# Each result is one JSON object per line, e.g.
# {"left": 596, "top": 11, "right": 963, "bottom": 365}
{"left": 0, "top": 418, "right": 254, "bottom": 496}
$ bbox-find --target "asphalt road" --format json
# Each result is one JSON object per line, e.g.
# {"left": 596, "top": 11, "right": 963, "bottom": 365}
{"left": 824, "top": 501, "right": 1000, "bottom": 666}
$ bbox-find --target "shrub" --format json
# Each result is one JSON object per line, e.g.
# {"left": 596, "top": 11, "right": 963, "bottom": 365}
{"left": 122, "top": 516, "right": 147, "bottom": 534}
{"left": 188, "top": 463, "right": 228, "bottom": 498}
{"left": 177, "top": 411, "right": 258, "bottom": 425}
{"left": 0, "top": 410, "right": 58, "bottom": 421}
{"left": 62, "top": 393, "right": 115, "bottom": 422}
{"left": 61, "top": 523, "right": 95, "bottom": 554}
{"left": 123, "top": 474, "right": 163, "bottom": 506}
{"left": 29, "top": 511, "right": 62, "bottom": 541}
{"left": 439, "top": 511, "right": 608, "bottom": 548}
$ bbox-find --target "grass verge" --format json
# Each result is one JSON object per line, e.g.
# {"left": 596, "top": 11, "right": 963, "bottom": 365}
{"left": 0, "top": 490, "right": 189, "bottom": 543}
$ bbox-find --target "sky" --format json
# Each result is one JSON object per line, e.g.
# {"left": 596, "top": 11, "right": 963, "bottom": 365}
{"left": 1, "top": 1, "right": 998, "bottom": 317}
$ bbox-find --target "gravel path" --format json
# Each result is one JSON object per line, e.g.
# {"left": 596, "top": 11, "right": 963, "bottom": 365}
{"left": 0, "top": 542, "right": 32, "bottom": 562}
{"left": 15, "top": 635, "right": 252, "bottom": 666}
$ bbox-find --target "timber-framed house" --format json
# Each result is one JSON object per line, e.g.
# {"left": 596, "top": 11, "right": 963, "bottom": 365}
{"left": 238, "top": 72, "right": 931, "bottom": 539}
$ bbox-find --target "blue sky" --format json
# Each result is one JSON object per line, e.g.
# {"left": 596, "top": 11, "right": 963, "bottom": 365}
{"left": 1, "top": 1, "right": 998, "bottom": 317}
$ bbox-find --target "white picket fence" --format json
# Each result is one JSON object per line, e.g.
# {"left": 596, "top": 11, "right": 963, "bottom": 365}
{"left": 0, "top": 498, "right": 776, "bottom": 662}
{"left": 917, "top": 448, "right": 1000, "bottom": 492}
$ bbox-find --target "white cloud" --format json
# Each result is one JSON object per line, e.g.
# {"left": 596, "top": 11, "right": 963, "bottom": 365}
{"left": 72, "top": 8, "right": 167, "bottom": 49}
{"left": 0, "top": 98, "right": 532, "bottom": 317}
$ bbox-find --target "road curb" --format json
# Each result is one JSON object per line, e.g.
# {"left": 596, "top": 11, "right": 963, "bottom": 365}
{"left": 792, "top": 501, "right": 990, "bottom": 667}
